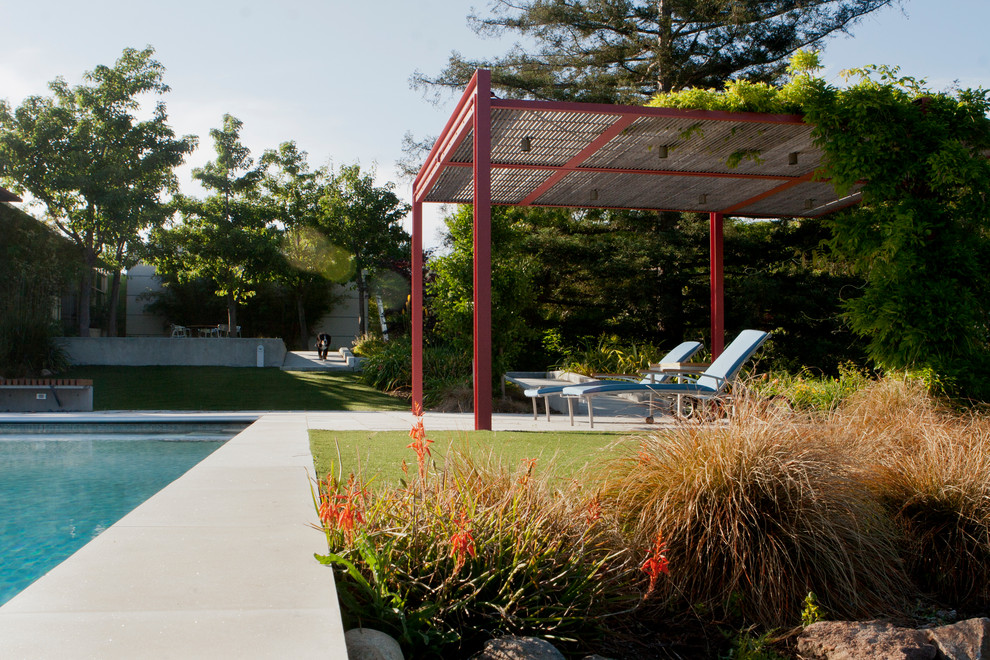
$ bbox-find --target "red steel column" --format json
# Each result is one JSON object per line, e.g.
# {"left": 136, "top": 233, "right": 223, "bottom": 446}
{"left": 411, "top": 201, "right": 424, "bottom": 413}
{"left": 710, "top": 212, "right": 725, "bottom": 358}
{"left": 473, "top": 70, "right": 493, "bottom": 430}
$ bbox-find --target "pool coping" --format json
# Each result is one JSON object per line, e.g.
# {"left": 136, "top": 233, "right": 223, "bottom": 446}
{"left": 0, "top": 413, "right": 347, "bottom": 659}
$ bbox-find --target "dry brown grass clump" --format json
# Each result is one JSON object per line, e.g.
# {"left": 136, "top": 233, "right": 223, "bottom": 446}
{"left": 595, "top": 397, "right": 913, "bottom": 627}
{"left": 836, "top": 380, "right": 990, "bottom": 607}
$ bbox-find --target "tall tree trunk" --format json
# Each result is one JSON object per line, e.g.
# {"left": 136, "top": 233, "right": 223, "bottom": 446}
{"left": 105, "top": 242, "right": 126, "bottom": 337}
{"left": 106, "top": 268, "right": 122, "bottom": 337}
{"left": 297, "top": 291, "right": 308, "bottom": 350}
{"left": 78, "top": 245, "right": 97, "bottom": 337}
{"left": 657, "top": 0, "right": 673, "bottom": 93}
{"left": 355, "top": 270, "right": 367, "bottom": 336}
{"left": 227, "top": 292, "right": 238, "bottom": 333}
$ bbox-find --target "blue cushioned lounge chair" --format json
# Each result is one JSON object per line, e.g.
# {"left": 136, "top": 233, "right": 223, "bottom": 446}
{"left": 523, "top": 340, "right": 703, "bottom": 421}
{"left": 560, "top": 329, "right": 770, "bottom": 428}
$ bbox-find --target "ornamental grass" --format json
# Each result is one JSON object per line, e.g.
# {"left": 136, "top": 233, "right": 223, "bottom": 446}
{"left": 836, "top": 380, "right": 990, "bottom": 608}
{"left": 315, "top": 438, "right": 644, "bottom": 657}
{"left": 594, "top": 396, "right": 912, "bottom": 627}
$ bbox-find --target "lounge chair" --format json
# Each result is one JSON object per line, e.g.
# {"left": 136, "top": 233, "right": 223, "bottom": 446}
{"left": 560, "top": 329, "right": 770, "bottom": 427}
{"left": 523, "top": 340, "right": 704, "bottom": 421}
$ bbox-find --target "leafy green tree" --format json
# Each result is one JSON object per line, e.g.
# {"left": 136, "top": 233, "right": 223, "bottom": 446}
{"left": 805, "top": 68, "right": 990, "bottom": 392}
{"left": 0, "top": 46, "right": 196, "bottom": 336}
{"left": 150, "top": 115, "right": 279, "bottom": 331}
{"left": 318, "top": 165, "right": 410, "bottom": 336}
{"left": 259, "top": 141, "right": 350, "bottom": 349}
{"left": 428, "top": 205, "right": 541, "bottom": 373}
{"left": 642, "top": 52, "right": 990, "bottom": 394}
{"left": 413, "top": 0, "right": 898, "bottom": 102}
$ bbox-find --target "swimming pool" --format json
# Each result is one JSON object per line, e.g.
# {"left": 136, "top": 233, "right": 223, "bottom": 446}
{"left": 0, "top": 429, "right": 238, "bottom": 606}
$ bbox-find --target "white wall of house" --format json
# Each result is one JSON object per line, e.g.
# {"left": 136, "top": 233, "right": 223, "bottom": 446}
{"left": 125, "top": 263, "right": 168, "bottom": 336}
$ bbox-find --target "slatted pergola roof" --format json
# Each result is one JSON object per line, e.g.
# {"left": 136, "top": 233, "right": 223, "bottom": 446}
{"left": 411, "top": 70, "right": 857, "bottom": 430}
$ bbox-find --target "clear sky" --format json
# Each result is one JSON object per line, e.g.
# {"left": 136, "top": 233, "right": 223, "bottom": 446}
{"left": 1, "top": 1, "right": 987, "bottom": 248}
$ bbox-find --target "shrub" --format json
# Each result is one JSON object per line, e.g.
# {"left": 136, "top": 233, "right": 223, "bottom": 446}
{"left": 837, "top": 380, "right": 990, "bottom": 607}
{"left": 316, "top": 450, "right": 642, "bottom": 657}
{"left": 750, "top": 362, "right": 872, "bottom": 413}
{"left": 556, "top": 335, "right": 669, "bottom": 377}
{"left": 351, "top": 333, "right": 387, "bottom": 357}
{"left": 596, "top": 397, "right": 911, "bottom": 627}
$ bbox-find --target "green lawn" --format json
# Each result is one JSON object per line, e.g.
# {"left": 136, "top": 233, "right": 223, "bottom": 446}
{"left": 310, "top": 429, "right": 628, "bottom": 487}
{"left": 63, "top": 366, "right": 408, "bottom": 411}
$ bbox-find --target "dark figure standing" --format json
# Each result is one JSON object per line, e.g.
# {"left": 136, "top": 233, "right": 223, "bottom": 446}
{"left": 316, "top": 333, "right": 331, "bottom": 360}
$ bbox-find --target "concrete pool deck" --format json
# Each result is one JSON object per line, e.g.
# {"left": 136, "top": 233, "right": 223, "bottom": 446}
{"left": 0, "top": 409, "right": 663, "bottom": 659}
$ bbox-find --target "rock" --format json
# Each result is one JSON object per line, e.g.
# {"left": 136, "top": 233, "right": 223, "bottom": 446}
{"left": 927, "top": 618, "right": 990, "bottom": 660}
{"left": 474, "top": 635, "right": 566, "bottom": 660}
{"left": 797, "top": 620, "right": 937, "bottom": 660}
{"left": 344, "top": 627, "right": 404, "bottom": 660}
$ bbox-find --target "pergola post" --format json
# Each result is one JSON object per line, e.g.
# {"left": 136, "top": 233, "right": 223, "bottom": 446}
{"left": 411, "top": 201, "right": 424, "bottom": 413}
{"left": 709, "top": 211, "right": 725, "bottom": 358}
{"left": 472, "top": 70, "right": 493, "bottom": 430}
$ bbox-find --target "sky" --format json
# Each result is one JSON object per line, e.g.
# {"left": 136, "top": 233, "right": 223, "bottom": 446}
{"left": 1, "top": 1, "right": 988, "bottom": 248}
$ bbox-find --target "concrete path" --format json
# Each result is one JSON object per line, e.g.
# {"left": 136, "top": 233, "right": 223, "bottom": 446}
{"left": 280, "top": 350, "right": 351, "bottom": 371}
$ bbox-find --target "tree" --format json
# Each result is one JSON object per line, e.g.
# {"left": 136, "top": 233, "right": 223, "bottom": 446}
{"left": 0, "top": 46, "right": 196, "bottom": 336}
{"left": 318, "top": 165, "right": 410, "bottom": 336}
{"left": 428, "top": 205, "right": 541, "bottom": 372}
{"left": 413, "top": 0, "right": 898, "bottom": 102}
{"left": 259, "top": 141, "right": 350, "bottom": 349}
{"left": 150, "top": 115, "right": 279, "bottom": 331}
{"left": 640, "top": 53, "right": 990, "bottom": 395}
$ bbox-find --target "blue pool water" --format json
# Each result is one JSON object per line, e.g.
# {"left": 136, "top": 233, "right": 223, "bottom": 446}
{"left": 0, "top": 431, "right": 233, "bottom": 606}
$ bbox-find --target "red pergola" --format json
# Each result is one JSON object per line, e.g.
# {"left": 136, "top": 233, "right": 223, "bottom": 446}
{"left": 412, "top": 70, "right": 860, "bottom": 430}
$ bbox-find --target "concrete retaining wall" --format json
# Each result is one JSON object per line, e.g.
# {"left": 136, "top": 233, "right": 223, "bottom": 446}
{"left": 56, "top": 337, "right": 288, "bottom": 368}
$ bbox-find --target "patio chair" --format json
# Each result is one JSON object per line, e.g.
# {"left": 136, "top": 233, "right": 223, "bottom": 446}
{"left": 169, "top": 324, "right": 190, "bottom": 338}
{"left": 523, "top": 340, "right": 703, "bottom": 421}
{"left": 560, "top": 329, "right": 770, "bottom": 428}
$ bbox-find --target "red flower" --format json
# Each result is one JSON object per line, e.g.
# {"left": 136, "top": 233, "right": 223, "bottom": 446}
{"left": 450, "top": 510, "right": 477, "bottom": 572}
{"left": 585, "top": 496, "right": 602, "bottom": 525}
{"left": 319, "top": 474, "right": 365, "bottom": 544}
{"left": 641, "top": 532, "right": 670, "bottom": 597}
{"left": 407, "top": 415, "right": 434, "bottom": 483}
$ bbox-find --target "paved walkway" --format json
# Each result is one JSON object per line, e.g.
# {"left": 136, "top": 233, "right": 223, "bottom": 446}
{"left": 280, "top": 350, "right": 352, "bottom": 371}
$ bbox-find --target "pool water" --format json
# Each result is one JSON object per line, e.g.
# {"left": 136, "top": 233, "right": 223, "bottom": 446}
{"left": 0, "top": 432, "right": 230, "bottom": 606}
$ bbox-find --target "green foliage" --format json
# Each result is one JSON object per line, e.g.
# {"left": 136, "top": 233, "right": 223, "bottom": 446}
{"left": 150, "top": 114, "right": 281, "bottom": 331}
{"left": 646, "top": 52, "right": 990, "bottom": 399}
{"left": 802, "top": 592, "right": 823, "bottom": 626}
{"left": 427, "top": 206, "right": 540, "bottom": 372}
{"left": 0, "top": 46, "right": 196, "bottom": 336}
{"left": 0, "top": 204, "right": 76, "bottom": 376}
{"left": 721, "top": 628, "right": 787, "bottom": 660}
{"left": 315, "top": 451, "right": 641, "bottom": 657}
{"left": 751, "top": 363, "right": 872, "bottom": 412}
{"left": 414, "top": 1, "right": 894, "bottom": 102}
{"left": 555, "top": 335, "right": 669, "bottom": 376}
{"left": 351, "top": 333, "right": 388, "bottom": 358}
{"left": 317, "top": 164, "right": 410, "bottom": 336}
{"left": 357, "top": 337, "right": 474, "bottom": 409}
{"left": 61, "top": 366, "right": 406, "bottom": 411}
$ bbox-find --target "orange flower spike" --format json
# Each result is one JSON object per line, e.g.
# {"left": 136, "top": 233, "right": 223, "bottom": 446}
{"left": 586, "top": 496, "right": 602, "bottom": 524}
{"left": 450, "top": 511, "right": 477, "bottom": 572}
{"left": 641, "top": 532, "right": 670, "bottom": 597}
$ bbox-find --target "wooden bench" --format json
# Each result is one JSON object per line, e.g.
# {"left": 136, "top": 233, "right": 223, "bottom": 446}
{"left": 0, "top": 378, "right": 94, "bottom": 412}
